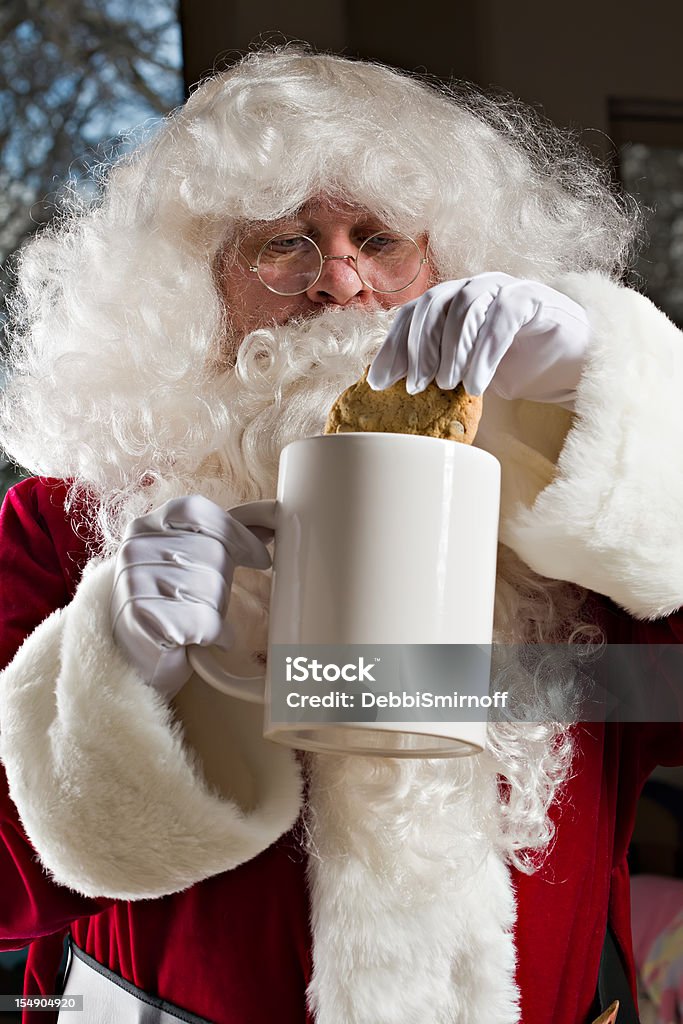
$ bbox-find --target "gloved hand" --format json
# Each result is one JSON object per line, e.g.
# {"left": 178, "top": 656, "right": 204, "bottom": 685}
{"left": 110, "top": 495, "right": 272, "bottom": 699}
{"left": 367, "top": 272, "right": 591, "bottom": 409}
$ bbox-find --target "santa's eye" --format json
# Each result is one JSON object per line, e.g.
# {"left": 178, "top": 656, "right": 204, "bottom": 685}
{"left": 260, "top": 234, "right": 312, "bottom": 260}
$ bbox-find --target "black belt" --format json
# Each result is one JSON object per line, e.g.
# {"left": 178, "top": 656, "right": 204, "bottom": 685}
{"left": 594, "top": 920, "right": 641, "bottom": 1023}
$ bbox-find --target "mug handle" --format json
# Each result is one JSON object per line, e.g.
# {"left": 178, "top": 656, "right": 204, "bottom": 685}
{"left": 186, "top": 499, "right": 277, "bottom": 705}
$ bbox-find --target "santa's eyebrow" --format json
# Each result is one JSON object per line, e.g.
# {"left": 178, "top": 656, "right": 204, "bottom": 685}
{"left": 243, "top": 219, "right": 309, "bottom": 243}
{"left": 241, "top": 213, "right": 395, "bottom": 248}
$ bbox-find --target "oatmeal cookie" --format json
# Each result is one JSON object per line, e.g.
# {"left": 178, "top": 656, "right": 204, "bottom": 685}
{"left": 324, "top": 367, "right": 483, "bottom": 443}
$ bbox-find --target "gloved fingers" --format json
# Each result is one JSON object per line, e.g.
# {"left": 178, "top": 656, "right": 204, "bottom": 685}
{"left": 404, "top": 282, "right": 458, "bottom": 394}
{"left": 112, "top": 561, "right": 234, "bottom": 622}
{"left": 116, "top": 597, "right": 233, "bottom": 651}
{"left": 366, "top": 301, "right": 414, "bottom": 390}
{"left": 146, "top": 612, "right": 237, "bottom": 699}
{"left": 115, "top": 532, "right": 236, "bottom": 578}
{"left": 366, "top": 271, "right": 591, "bottom": 403}
{"left": 458, "top": 281, "right": 535, "bottom": 395}
{"left": 114, "top": 596, "right": 237, "bottom": 697}
{"left": 110, "top": 497, "right": 274, "bottom": 696}
{"left": 111, "top": 539, "right": 236, "bottom": 635}
{"left": 434, "top": 280, "right": 501, "bottom": 391}
{"left": 370, "top": 275, "right": 514, "bottom": 395}
{"left": 124, "top": 496, "right": 272, "bottom": 571}
{"left": 126, "top": 495, "right": 230, "bottom": 538}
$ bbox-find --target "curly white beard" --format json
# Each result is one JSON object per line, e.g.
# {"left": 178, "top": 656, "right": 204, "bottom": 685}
{"left": 110, "top": 305, "right": 591, "bottom": 1023}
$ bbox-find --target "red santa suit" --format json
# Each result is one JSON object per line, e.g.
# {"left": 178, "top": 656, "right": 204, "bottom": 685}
{"left": 0, "top": 271, "right": 682, "bottom": 1024}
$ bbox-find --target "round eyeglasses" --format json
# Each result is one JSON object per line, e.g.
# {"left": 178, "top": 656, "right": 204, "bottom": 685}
{"left": 237, "top": 231, "right": 429, "bottom": 296}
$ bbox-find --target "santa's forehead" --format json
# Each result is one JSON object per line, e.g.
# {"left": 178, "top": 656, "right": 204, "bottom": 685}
{"left": 234, "top": 192, "right": 431, "bottom": 238}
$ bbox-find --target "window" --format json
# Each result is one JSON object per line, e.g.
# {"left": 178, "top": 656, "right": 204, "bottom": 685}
{"left": 0, "top": 0, "right": 184, "bottom": 500}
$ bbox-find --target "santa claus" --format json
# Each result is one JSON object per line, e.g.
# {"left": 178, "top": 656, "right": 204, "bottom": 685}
{"left": 0, "top": 46, "right": 681, "bottom": 1024}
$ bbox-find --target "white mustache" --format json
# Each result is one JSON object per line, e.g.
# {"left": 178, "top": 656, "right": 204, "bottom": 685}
{"left": 233, "top": 304, "right": 398, "bottom": 389}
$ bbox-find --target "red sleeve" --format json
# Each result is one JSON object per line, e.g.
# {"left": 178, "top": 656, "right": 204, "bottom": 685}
{"left": 0, "top": 478, "right": 110, "bottom": 949}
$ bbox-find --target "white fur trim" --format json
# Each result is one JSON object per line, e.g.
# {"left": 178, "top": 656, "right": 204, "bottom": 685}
{"left": 0, "top": 558, "right": 303, "bottom": 899}
{"left": 501, "top": 273, "right": 683, "bottom": 619}
{"left": 305, "top": 754, "right": 520, "bottom": 1024}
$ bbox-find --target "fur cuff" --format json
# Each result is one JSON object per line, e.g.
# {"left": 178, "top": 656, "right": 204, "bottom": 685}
{"left": 502, "top": 272, "right": 683, "bottom": 619}
{"left": 0, "top": 558, "right": 302, "bottom": 899}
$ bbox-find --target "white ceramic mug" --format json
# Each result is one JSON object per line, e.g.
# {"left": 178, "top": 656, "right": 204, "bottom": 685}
{"left": 188, "top": 432, "right": 501, "bottom": 757}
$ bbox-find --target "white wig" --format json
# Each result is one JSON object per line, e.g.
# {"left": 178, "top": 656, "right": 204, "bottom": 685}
{"left": 1, "top": 44, "right": 638, "bottom": 523}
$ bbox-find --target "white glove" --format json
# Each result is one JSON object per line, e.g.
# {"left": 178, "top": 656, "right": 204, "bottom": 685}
{"left": 110, "top": 495, "right": 272, "bottom": 699}
{"left": 367, "top": 272, "right": 591, "bottom": 408}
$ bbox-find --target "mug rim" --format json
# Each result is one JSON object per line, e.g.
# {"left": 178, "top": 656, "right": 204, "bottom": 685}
{"left": 285, "top": 431, "right": 501, "bottom": 469}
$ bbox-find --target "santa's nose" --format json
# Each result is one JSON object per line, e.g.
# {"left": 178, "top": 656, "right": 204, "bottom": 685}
{"left": 306, "top": 253, "right": 374, "bottom": 306}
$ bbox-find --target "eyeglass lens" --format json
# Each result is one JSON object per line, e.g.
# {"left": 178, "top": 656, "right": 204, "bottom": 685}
{"left": 256, "top": 232, "right": 424, "bottom": 296}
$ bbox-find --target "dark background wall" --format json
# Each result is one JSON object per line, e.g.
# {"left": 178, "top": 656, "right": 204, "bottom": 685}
{"left": 179, "top": 0, "right": 683, "bottom": 150}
